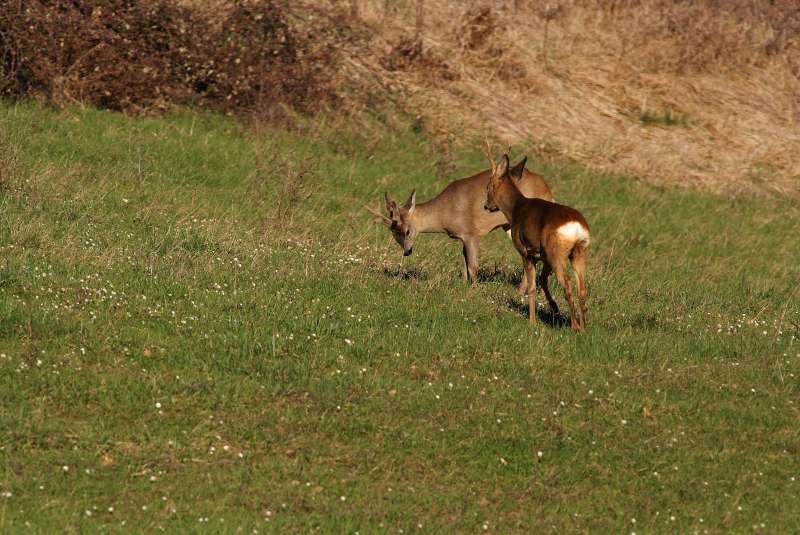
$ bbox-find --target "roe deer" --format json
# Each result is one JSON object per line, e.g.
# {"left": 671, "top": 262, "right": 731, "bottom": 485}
{"left": 484, "top": 151, "right": 590, "bottom": 331}
{"left": 368, "top": 157, "right": 554, "bottom": 286}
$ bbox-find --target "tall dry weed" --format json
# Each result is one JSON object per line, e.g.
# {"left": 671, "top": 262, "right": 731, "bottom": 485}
{"left": 0, "top": 131, "right": 19, "bottom": 193}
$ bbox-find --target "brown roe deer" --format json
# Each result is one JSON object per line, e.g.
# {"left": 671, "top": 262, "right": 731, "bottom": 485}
{"left": 484, "top": 152, "right": 590, "bottom": 331}
{"left": 368, "top": 158, "right": 553, "bottom": 286}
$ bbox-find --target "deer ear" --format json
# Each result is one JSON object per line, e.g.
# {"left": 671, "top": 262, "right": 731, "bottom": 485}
{"left": 509, "top": 156, "right": 527, "bottom": 180}
{"left": 404, "top": 189, "right": 416, "bottom": 214}
{"left": 496, "top": 154, "right": 510, "bottom": 179}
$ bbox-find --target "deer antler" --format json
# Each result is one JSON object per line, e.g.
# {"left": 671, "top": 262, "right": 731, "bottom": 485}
{"left": 363, "top": 204, "right": 391, "bottom": 226}
{"left": 483, "top": 139, "right": 497, "bottom": 174}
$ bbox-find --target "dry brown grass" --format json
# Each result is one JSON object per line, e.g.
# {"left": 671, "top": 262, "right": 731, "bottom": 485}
{"left": 330, "top": 0, "right": 800, "bottom": 197}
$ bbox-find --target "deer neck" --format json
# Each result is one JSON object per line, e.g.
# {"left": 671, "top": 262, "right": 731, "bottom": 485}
{"left": 409, "top": 199, "right": 444, "bottom": 233}
{"left": 496, "top": 179, "right": 524, "bottom": 226}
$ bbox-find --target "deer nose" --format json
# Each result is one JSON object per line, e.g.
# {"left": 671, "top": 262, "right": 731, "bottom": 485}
{"left": 404, "top": 248, "right": 413, "bottom": 256}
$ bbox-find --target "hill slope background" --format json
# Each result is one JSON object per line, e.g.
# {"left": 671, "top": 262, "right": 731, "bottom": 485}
{"left": 339, "top": 0, "right": 800, "bottom": 196}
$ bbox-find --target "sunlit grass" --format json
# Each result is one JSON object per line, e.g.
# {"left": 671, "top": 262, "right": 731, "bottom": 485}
{"left": 1, "top": 102, "right": 799, "bottom": 533}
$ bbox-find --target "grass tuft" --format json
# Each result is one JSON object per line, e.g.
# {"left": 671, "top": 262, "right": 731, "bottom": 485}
{"left": 639, "top": 110, "right": 690, "bottom": 127}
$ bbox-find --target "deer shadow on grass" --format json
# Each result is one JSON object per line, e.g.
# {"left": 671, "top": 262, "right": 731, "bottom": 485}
{"left": 383, "top": 267, "right": 426, "bottom": 281}
{"left": 476, "top": 266, "right": 521, "bottom": 285}
{"left": 505, "top": 296, "right": 571, "bottom": 329}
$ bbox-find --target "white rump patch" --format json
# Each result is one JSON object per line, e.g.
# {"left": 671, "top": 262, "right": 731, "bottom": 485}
{"left": 557, "top": 221, "right": 590, "bottom": 244}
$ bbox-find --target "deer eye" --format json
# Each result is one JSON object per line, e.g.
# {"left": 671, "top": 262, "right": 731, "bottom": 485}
{"left": 405, "top": 230, "right": 410, "bottom": 236}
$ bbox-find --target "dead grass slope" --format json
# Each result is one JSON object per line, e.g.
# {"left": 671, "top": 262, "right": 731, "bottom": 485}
{"left": 336, "top": 0, "right": 800, "bottom": 197}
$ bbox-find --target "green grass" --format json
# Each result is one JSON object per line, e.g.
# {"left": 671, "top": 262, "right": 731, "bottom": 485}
{"left": 1, "top": 101, "right": 799, "bottom": 533}
{"left": 638, "top": 109, "right": 690, "bottom": 127}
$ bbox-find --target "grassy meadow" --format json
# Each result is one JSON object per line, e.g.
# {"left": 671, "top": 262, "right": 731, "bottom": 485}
{"left": 1, "top": 102, "right": 799, "bottom": 533}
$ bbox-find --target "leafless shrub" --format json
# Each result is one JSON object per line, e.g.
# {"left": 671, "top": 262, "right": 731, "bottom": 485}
{"left": 0, "top": 0, "right": 338, "bottom": 115}
{"left": 0, "top": 0, "right": 201, "bottom": 112}
{"left": 193, "top": 1, "right": 337, "bottom": 115}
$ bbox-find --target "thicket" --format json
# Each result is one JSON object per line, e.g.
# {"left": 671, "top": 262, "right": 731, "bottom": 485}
{"left": 0, "top": 0, "right": 339, "bottom": 115}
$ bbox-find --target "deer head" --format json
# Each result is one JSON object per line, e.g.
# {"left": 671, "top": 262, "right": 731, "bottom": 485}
{"left": 366, "top": 189, "right": 418, "bottom": 256}
{"left": 483, "top": 140, "right": 527, "bottom": 213}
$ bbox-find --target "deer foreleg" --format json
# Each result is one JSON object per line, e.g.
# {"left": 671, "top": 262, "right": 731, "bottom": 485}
{"left": 524, "top": 258, "right": 537, "bottom": 325}
{"left": 462, "top": 237, "right": 479, "bottom": 285}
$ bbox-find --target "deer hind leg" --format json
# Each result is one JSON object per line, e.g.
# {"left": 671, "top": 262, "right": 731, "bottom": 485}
{"left": 571, "top": 244, "right": 588, "bottom": 330}
{"left": 552, "top": 249, "right": 581, "bottom": 331}
{"left": 539, "top": 262, "right": 560, "bottom": 315}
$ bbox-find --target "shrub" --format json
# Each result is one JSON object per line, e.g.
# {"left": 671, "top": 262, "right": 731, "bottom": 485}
{"left": 194, "top": 0, "right": 336, "bottom": 114}
{"left": 0, "top": 0, "right": 337, "bottom": 115}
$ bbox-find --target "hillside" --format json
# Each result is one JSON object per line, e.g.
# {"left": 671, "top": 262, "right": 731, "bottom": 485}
{"left": 1, "top": 101, "right": 799, "bottom": 532}
{"left": 335, "top": 0, "right": 800, "bottom": 196}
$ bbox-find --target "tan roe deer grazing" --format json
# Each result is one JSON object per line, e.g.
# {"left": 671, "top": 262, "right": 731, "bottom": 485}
{"left": 483, "top": 147, "right": 590, "bottom": 331}
{"left": 367, "top": 157, "right": 554, "bottom": 286}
